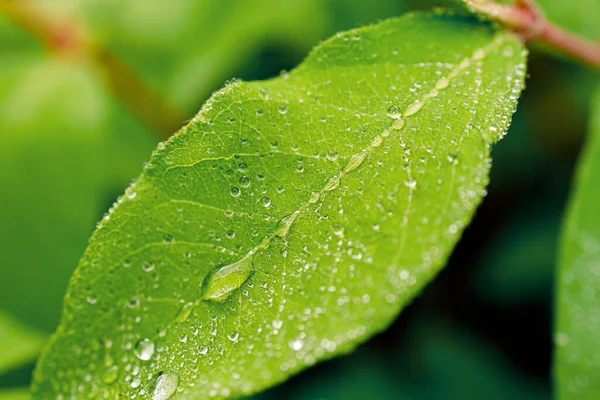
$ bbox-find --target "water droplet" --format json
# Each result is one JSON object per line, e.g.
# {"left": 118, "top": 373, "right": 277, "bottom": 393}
{"left": 344, "top": 150, "right": 368, "bottom": 173}
{"left": 278, "top": 105, "right": 288, "bottom": 115}
{"left": 405, "top": 178, "right": 417, "bottom": 189}
{"left": 555, "top": 332, "right": 569, "bottom": 347}
{"left": 259, "top": 88, "right": 270, "bottom": 99}
{"left": 272, "top": 319, "right": 283, "bottom": 329}
{"left": 239, "top": 176, "right": 250, "bottom": 188}
{"left": 201, "top": 256, "right": 254, "bottom": 302}
{"left": 270, "top": 140, "right": 278, "bottom": 148}
{"left": 134, "top": 339, "right": 155, "bottom": 361}
{"left": 261, "top": 197, "right": 271, "bottom": 208}
{"left": 403, "top": 100, "right": 423, "bottom": 117}
{"left": 275, "top": 211, "right": 300, "bottom": 237}
{"left": 127, "top": 298, "right": 140, "bottom": 308}
{"left": 447, "top": 151, "right": 459, "bottom": 163}
{"left": 435, "top": 77, "right": 450, "bottom": 90}
{"left": 386, "top": 105, "right": 401, "bottom": 119}
{"left": 326, "top": 150, "right": 338, "bottom": 161}
{"left": 130, "top": 376, "right": 142, "bottom": 388}
{"left": 86, "top": 296, "right": 97, "bottom": 305}
{"left": 199, "top": 346, "right": 208, "bottom": 355}
{"left": 289, "top": 339, "right": 304, "bottom": 351}
{"left": 230, "top": 187, "right": 241, "bottom": 197}
{"left": 174, "top": 302, "right": 195, "bottom": 323}
{"left": 226, "top": 230, "right": 235, "bottom": 239}
{"left": 152, "top": 372, "right": 179, "bottom": 400}
{"left": 179, "top": 334, "right": 188, "bottom": 343}
{"left": 142, "top": 261, "right": 155, "bottom": 272}
{"left": 228, "top": 331, "right": 240, "bottom": 342}
{"left": 163, "top": 234, "right": 173, "bottom": 243}
{"left": 255, "top": 108, "right": 264, "bottom": 116}
{"left": 102, "top": 366, "right": 118, "bottom": 384}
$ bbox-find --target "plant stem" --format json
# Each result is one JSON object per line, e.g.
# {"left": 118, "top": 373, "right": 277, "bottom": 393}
{"left": 0, "top": 0, "right": 185, "bottom": 140}
{"left": 465, "top": 0, "right": 600, "bottom": 69}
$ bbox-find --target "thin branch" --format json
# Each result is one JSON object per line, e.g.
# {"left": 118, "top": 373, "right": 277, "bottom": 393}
{"left": 465, "top": 0, "right": 600, "bottom": 69}
{"left": 0, "top": 0, "right": 185, "bottom": 140}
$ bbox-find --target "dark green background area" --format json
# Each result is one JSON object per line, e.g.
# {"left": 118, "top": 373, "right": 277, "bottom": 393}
{"left": 1, "top": 0, "right": 598, "bottom": 398}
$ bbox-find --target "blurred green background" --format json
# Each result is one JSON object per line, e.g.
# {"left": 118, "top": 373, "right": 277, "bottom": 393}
{"left": 1, "top": 0, "right": 598, "bottom": 398}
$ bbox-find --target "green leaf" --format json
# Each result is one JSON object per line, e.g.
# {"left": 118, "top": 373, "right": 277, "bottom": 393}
{"left": 0, "top": 388, "right": 30, "bottom": 400}
{"left": 555, "top": 85, "right": 600, "bottom": 399}
{"left": 33, "top": 11, "right": 526, "bottom": 399}
{"left": 0, "top": 311, "right": 45, "bottom": 376}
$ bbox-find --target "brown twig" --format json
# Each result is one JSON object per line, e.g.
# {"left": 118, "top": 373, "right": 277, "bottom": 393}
{"left": 0, "top": 0, "right": 185, "bottom": 140}
{"left": 465, "top": 0, "right": 600, "bottom": 69}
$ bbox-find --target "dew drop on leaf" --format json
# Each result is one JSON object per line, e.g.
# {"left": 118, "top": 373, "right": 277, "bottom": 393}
{"left": 152, "top": 372, "right": 178, "bottom": 400}
{"left": 386, "top": 105, "right": 401, "bottom": 119}
{"left": 230, "top": 187, "right": 241, "bottom": 197}
{"left": 134, "top": 338, "right": 155, "bottom": 361}
{"left": 201, "top": 256, "right": 254, "bottom": 301}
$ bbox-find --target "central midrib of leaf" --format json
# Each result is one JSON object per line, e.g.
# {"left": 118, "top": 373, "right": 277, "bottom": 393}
{"left": 197, "top": 33, "right": 509, "bottom": 306}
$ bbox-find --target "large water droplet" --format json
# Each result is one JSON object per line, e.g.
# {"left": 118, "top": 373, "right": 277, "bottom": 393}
{"left": 228, "top": 331, "right": 240, "bottom": 342}
{"left": 102, "top": 366, "right": 119, "bottom": 384}
{"left": 134, "top": 339, "right": 155, "bottom": 361}
{"left": 201, "top": 256, "right": 254, "bottom": 302}
{"left": 152, "top": 372, "right": 179, "bottom": 400}
{"left": 386, "top": 105, "right": 401, "bottom": 119}
{"left": 275, "top": 211, "right": 300, "bottom": 237}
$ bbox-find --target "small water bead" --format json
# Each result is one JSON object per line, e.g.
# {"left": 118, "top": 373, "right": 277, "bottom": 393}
{"left": 142, "top": 261, "right": 155, "bottom": 272}
{"left": 473, "top": 48, "right": 486, "bottom": 60}
{"left": 179, "top": 334, "right": 188, "bottom": 343}
{"left": 405, "top": 178, "right": 417, "bottom": 189}
{"left": 255, "top": 108, "right": 264, "bottom": 117}
{"left": 278, "top": 105, "right": 288, "bottom": 115}
{"left": 228, "top": 331, "right": 240, "bottom": 342}
{"left": 289, "top": 339, "right": 304, "bottom": 351}
{"left": 256, "top": 172, "right": 265, "bottom": 180}
{"left": 272, "top": 320, "right": 283, "bottom": 329}
{"left": 230, "top": 187, "right": 241, "bottom": 197}
{"left": 134, "top": 339, "right": 155, "bottom": 361}
{"left": 435, "top": 77, "right": 450, "bottom": 90}
{"left": 447, "top": 151, "right": 459, "bottom": 163}
{"left": 86, "top": 296, "right": 97, "bottom": 305}
{"left": 239, "top": 176, "right": 250, "bottom": 188}
{"left": 386, "top": 105, "right": 402, "bottom": 119}
{"left": 270, "top": 140, "right": 278, "bottom": 148}
{"left": 258, "top": 88, "right": 270, "bottom": 99}
{"left": 261, "top": 197, "right": 271, "bottom": 207}
{"left": 127, "top": 298, "right": 140, "bottom": 308}
{"left": 326, "top": 150, "right": 338, "bottom": 161}
{"left": 276, "top": 185, "right": 284, "bottom": 193}
{"left": 199, "top": 346, "right": 208, "bottom": 355}
{"left": 226, "top": 230, "right": 235, "bottom": 239}
{"left": 103, "top": 366, "right": 119, "bottom": 384}
{"left": 152, "top": 373, "right": 179, "bottom": 400}
{"left": 130, "top": 376, "right": 142, "bottom": 389}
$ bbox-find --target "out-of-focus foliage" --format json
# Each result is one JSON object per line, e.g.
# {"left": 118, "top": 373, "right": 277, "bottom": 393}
{"left": 554, "top": 86, "right": 600, "bottom": 399}
{"left": 0, "top": 312, "right": 45, "bottom": 375}
{"left": 0, "top": 388, "right": 29, "bottom": 400}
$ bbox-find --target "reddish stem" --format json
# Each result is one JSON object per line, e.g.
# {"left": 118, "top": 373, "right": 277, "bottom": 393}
{"left": 0, "top": 0, "right": 185, "bottom": 140}
{"left": 466, "top": 0, "right": 600, "bottom": 69}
